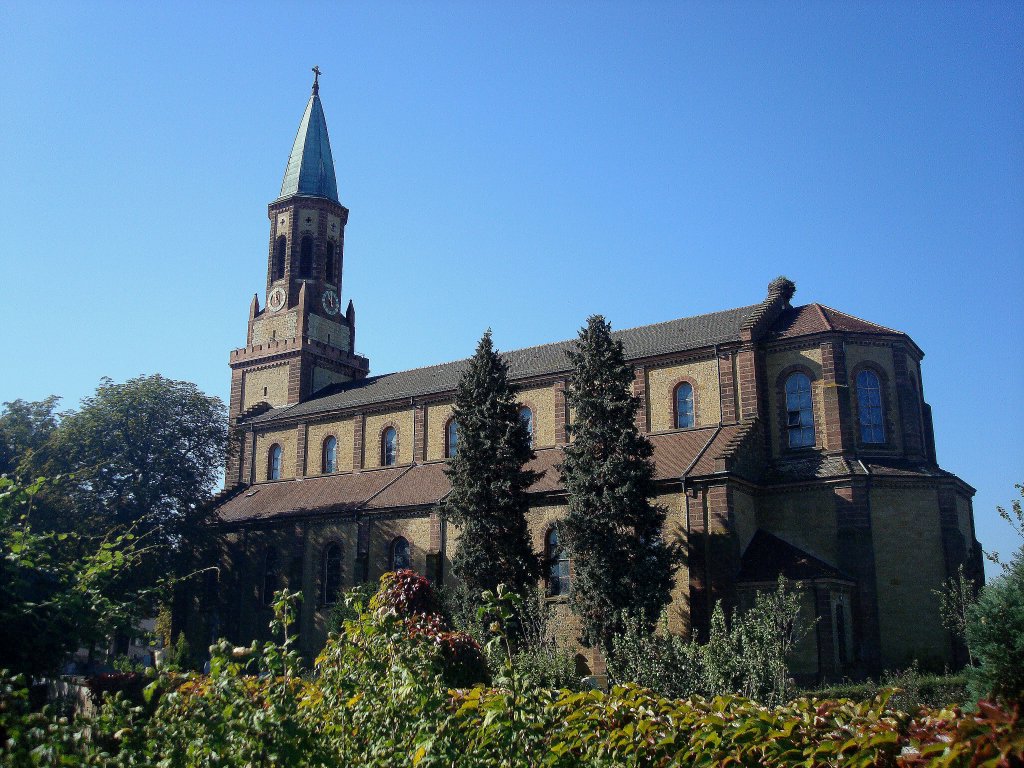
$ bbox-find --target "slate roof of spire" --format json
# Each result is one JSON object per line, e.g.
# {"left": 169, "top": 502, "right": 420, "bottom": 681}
{"left": 278, "top": 89, "right": 339, "bottom": 203}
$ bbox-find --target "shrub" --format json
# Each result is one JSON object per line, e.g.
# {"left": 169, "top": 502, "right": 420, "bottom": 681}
{"left": 1, "top": 584, "right": 1021, "bottom": 767}
{"left": 803, "top": 667, "right": 970, "bottom": 710}
{"left": 967, "top": 550, "right": 1024, "bottom": 704}
{"left": 609, "top": 576, "right": 807, "bottom": 704}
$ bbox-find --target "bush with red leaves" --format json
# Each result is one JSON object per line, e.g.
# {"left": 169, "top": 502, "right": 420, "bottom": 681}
{"left": 373, "top": 569, "right": 487, "bottom": 687}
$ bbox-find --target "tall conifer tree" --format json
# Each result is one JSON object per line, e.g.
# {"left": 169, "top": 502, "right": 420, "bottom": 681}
{"left": 560, "top": 315, "right": 679, "bottom": 650}
{"left": 441, "top": 331, "right": 541, "bottom": 618}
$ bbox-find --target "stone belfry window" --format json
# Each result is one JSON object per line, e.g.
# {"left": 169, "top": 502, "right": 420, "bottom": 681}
{"left": 273, "top": 236, "right": 286, "bottom": 280}
{"left": 325, "top": 241, "right": 337, "bottom": 284}
{"left": 299, "top": 236, "right": 313, "bottom": 278}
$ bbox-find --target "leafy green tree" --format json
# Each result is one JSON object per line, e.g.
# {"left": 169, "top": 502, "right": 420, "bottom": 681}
{"left": 0, "top": 476, "right": 150, "bottom": 675}
{"left": 46, "top": 374, "right": 228, "bottom": 588}
{"left": 559, "top": 315, "right": 679, "bottom": 650}
{"left": 440, "top": 331, "right": 541, "bottom": 623}
{"left": 966, "top": 550, "right": 1024, "bottom": 704}
{"left": 967, "top": 484, "right": 1024, "bottom": 703}
{"left": 0, "top": 396, "right": 61, "bottom": 477}
{"left": 934, "top": 564, "right": 978, "bottom": 666}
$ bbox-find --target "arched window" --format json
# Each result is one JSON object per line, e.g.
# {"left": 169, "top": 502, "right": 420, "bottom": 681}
{"left": 519, "top": 406, "right": 534, "bottom": 447}
{"left": 674, "top": 382, "right": 695, "bottom": 429}
{"left": 325, "top": 241, "right": 336, "bottom": 284}
{"left": 273, "top": 235, "right": 286, "bottom": 280}
{"left": 322, "top": 435, "right": 338, "bottom": 473}
{"left": 785, "top": 372, "right": 815, "bottom": 448}
{"left": 262, "top": 547, "right": 278, "bottom": 606}
{"left": 546, "top": 527, "right": 570, "bottom": 597}
{"left": 445, "top": 418, "right": 458, "bottom": 458}
{"left": 322, "top": 543, "right": 343, "bottom": 605}
{"left": 856, "top": 369, "right": 885, "bottom": 444}
{"left": 268, "top": 444, "right": 283, "bottom": 480}
{"left": 389, "top": 537, "right": 410, "bottom": 571}
{"left": 299, "top": 235, "right": 313, "bottom": 278}
{"left": 381, "top": 427, "right": 397, "bottom": 466}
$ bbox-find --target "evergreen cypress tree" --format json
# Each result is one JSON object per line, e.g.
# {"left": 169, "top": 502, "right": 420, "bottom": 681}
{"left": 560, "top": 315, "right": 679, "bottom": 650}
{"left": 441, "top": 331, "right": 541, "bottom": 620}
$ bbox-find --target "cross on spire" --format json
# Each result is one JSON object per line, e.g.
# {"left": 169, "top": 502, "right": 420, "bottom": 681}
{"left": 312, "top": 65, "right": 321, "bottom": 95}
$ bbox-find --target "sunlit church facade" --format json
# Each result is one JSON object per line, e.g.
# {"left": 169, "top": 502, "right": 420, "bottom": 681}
{"left": 196, "top": 77, "right": 983, "bottom": 680}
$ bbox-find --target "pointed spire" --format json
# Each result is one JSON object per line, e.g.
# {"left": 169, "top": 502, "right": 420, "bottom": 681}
{"left": 278, "top": 68, "right": 339, "bottom": 203}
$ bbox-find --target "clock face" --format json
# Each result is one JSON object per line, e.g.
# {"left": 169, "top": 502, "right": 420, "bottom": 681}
{"left": 268, "top": 287, "right": 286, "bottom": 313}
{"left": 322, "top": 288, "right": 340, "bottom": 316}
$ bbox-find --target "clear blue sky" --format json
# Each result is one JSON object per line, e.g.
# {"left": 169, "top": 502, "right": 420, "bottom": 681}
{"left": 1, "top": 2, "right": 1021, "bottom": 576}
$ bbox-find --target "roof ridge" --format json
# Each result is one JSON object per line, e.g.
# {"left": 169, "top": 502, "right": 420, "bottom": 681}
{"left": 811, "top": 302, "right": 833, "bottom": 331}
{"left": 342, "top": 304, "right": 763, "bottom": 381}
{"left": 361, "top": 464, "right": 416, "bottom": 506}
{"left": 816, "top": 304, "right": 904, "bottom": 335}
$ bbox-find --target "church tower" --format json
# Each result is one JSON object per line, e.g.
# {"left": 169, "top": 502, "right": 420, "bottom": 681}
{"left": 227, "top": 69, "right": 369, "bottom": 442}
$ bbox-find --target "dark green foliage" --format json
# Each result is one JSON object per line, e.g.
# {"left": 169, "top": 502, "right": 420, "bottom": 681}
{"left": 0, "top": 396, "right": 61, "bottom": 477}
{"left": 802, "top": 668, "right": 970, "bottom": 711}
{"left": 440, "top": 331, "right": 541, "bottom": 622}
{"left": 559, "top": 315, "right": 679, "bottom": 649}
{"left": 45, "top": 374, "right": 227, "bottom": 596}
{"left": 609, "top": 577, "right": 807, "bottom": 704}
{"left": 967, "top": 549, "right": 1024, "bottom": 704}
{"left": 2, "top": 587, "right": 1022, "bottom": 767}
{"left": 0, "top": 476, "right": 150, "bottom": 675}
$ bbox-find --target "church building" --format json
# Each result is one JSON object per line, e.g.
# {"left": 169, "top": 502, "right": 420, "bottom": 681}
{"left": 204, "top": 75, "right": 983, "bottom": 680}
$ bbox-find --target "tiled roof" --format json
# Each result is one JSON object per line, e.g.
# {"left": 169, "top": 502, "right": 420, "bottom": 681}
{"left": 217, "top": 466, "right": 407, "bottom": 523}
{"left": 738, "top": 530, "right": 852, "bottom": 583}
{"left": 769, "top": 304, "right": 905, "bottom": 341}
{"left": 215, "top": 427, "right": 726, "bottom": 525}
{"left": 250, "top": 305, "right": 757, "bottom": 424}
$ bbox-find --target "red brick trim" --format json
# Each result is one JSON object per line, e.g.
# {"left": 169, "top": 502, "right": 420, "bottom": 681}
{"left": 736, "top": 347, "right": 759, "bottom": 422}
{"left": 553, "top": 380, "right": 568, "bottom": 445}
{"left": 669, "top": 376, "right": 700, "bottom": 430}
{"left": 295, "top": 423, "right": 307, "bottom": 477}
{"left": 891, "top": 349, "right": 926, "bottom": 460}
{"left": 413, "top": 404, "right": 426, "bottom": 463}
{"left": 774, "top": 364, "right": 824, "bottom": 455}
{"left": 352, "top": 414, "right": 365, "bottom": 470}
{"left": 633, "top": 366, "right": 649, "bottom": 433}
{"left": 819, "top": 339, "right": 852, "bottom": 453}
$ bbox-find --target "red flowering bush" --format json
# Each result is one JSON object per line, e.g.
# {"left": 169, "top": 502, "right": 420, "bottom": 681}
{"left": 372, "top": 569, "right": 487, "bottom": 687}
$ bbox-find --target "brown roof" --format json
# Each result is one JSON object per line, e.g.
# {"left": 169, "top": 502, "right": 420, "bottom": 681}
{"left": 216, "top": 428, "right": 727, "bottom": 525}
{"left": 217, "top": 466, "right": 409, "bottom": 523}
{"left": 769, "top": 304, "right": 905, "bottom": 341}
{"left": 250, "top": 304, "right": 757, "bottom": 425}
